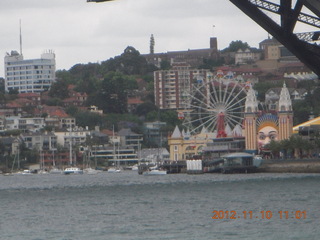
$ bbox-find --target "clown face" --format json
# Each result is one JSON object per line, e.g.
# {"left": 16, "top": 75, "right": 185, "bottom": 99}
{"left": 257, "top": 126, "right": 278, "bottom": 148}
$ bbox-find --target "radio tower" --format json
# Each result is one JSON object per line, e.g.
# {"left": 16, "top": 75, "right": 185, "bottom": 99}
{"left": 20, "top": 19, "right": 23, "bottom": 56}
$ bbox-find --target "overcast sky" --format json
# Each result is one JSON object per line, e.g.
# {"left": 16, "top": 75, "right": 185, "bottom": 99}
{"left": 0, "top": 0, "right": 316, "bottom": 78}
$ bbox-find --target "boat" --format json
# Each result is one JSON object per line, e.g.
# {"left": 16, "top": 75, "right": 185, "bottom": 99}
{"left": 63, "top": 167, "right": 83, "bottom": 175}
{"left": 108, "top": 125, "right": 121, "bottom": 173}
{"left": 107, "top": 167, "right": 121, "bottom": 173}
{"left": 131, "top": 164, "right": 139, "bottom": 171}
{"left": 15, "top": 169, "right": 33, "bottom": 175}
{"left": 38, "top": 169, "right": 49, "bottom": 174}
{"left": 142, "top": 169, "right": 167, "bottom": 175}
{"left": 49, "top": 167, "right": 63, "bottom": 174}
{"left": 83, "top": 167, "right": 101, "bottom": 175}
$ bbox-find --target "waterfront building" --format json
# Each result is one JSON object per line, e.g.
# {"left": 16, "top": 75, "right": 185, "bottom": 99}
{"left": 54, "top": 127, "right": 90, "bottom": 148}
{"left": 90, "top": 145, "right": 139, "bottom": 166}
{"left": 20, "top": 132, "right": 57, "bottom": 150}
{"left": 168, "top": 125, "right": 245, "bottom": 161}
{"left": 4, "top": 50, "right": 56, "bottom": 93}
{"left": 138, "top": 148, "right": 170, "bottom": 162}
{"left": 143, "top": 121, "right": 167, "bottom": 147}
{"left": 118, "top": 128, "right": 143, "bottom": 149}
{"left": 168, "top": 126, "right": 213, "bottom": 161}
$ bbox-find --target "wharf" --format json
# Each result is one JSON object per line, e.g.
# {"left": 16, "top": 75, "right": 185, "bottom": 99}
{"left": 138, "top": 161, "right": 186, "bottom": 175}
{"left": 138, "top": 159, "right": 320, "bottom": 174}
{"left": 257, "top": 159, "right": 320, "bottom": 173}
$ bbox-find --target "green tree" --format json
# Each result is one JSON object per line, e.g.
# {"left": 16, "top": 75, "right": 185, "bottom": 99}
{"left": 101, "top": 46, "right": 149, "bottom": 75}
{"left": 74, "top": 111, "right": 105, "bottom": 129}
{"left": 88, "top": 72, "right": 130, "bottom": 114}
{"left": 135, "top": 102, "right": 158, "bottom": 117}
{"left": 49, "top": 80, "right": 69, "bottom": 99}
{"left": 292, "top": 100, "right": 312, "bottom": 125}
{"left": 160, "top": 60, "right": 171, "bottom": 70}
{"left": 221, "top": 40, "right": 250, "bottom": 52}
{"left": 266, "top": 140, "right": 282, "bottom": 158}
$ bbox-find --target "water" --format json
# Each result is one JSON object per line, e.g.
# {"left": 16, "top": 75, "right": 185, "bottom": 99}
{"left": 0, "top": 172, "right": 319, "bottom": 240}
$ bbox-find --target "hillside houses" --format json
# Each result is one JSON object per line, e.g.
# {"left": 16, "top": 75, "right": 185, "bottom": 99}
{"left": 265, "top": 87, "right": 307, "bottom": 110}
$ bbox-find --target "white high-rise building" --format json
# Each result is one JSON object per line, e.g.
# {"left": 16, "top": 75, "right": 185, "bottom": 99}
{"left": 4, "top": 50, "right": 56, "bottom": 93}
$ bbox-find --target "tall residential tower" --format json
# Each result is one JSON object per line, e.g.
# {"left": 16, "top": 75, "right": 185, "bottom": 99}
{"left": 4, "top": 50, "right": 56, "bottom": 93}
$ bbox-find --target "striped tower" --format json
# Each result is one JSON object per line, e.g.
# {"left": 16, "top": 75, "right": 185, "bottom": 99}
{"left": 244, "top": 86, "right": 258, "bottom": 152}
{"left": 278, "top": 83, "right": 293, "bottom": 141}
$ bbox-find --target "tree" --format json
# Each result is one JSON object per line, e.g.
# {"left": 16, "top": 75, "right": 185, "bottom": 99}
{"left": 49, "top": 80, "right": 69, "bottom": 99}
{"left": 88, "top": 72, "right": 129, "bottom": 114}
{"left": 100, "top": 46, "right": 150, "bottom": 75}
{"left": 221, "top": 40, "right": 250, "bottom": 52}
{"left": 160, "top": 60, "right": 171, "bottom": 70}
{"left": 135, "top": 102, "right": 158, "bottom": 117}
{"left": 266, "top": 140, "right": 282, "bottom": 158}
{"left": 292, "top": 100, "right": 312, "bottom": 125}
{"left": 74, "top": 111, "right": 106, "bottom": 130}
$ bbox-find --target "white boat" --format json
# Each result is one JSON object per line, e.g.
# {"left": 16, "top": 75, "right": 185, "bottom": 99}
{"left": 108, "top": 167, "right": 121, "bottom": 173}
{"left": 131, "top": 165, "right": 139, "bottom": 171}
{"left": 15, "top": 169, "right": 33, "bottom": 175}
{"left": 38, "top": 169, "right": 49, "bottom": 174}
{"left": 83, "top": 168, "right": 101, "bottom": 175}
{"left": 142, "top": 169, "right": 167, "bottom": 176}
{"left": 49, "top": 168, "right": 63, "bottom": 174}
{"left": 63, "top": 167, "right": 83, "bottom": 175}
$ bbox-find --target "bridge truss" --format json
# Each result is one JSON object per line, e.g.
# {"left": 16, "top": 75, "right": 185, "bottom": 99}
{"left": 229, "top": 0, "right": 320, "bottom": 77}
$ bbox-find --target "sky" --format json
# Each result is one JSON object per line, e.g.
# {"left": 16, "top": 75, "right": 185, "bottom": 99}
{"left": 0, "top": 0, "right": 316, "bottom": 78}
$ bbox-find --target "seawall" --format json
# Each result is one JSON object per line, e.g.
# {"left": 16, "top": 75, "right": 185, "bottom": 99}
{"left": 258, "top": 159, "right": 320, "bottom": 173}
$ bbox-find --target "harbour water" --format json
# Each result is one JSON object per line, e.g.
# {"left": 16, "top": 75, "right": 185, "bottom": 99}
{"left": 0, "top": 171, "right": 319, "bottom": 240}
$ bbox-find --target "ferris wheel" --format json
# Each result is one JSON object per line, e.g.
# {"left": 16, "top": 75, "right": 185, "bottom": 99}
{"left": 181, "top": 77, "right": 248, "bottom": 135}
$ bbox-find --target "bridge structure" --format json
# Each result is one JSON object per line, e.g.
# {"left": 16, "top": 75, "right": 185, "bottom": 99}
{"left": 229, "top": 0, "right": 320, "bottom": 77}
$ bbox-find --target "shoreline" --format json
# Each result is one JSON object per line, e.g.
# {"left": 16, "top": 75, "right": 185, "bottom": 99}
{"left": 257, "top": 159, "right": 320, "bottom": 173}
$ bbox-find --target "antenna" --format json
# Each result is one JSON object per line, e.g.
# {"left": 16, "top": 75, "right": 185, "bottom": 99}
{"left": 19, "top": 19, "right": 23, "bottom": 56}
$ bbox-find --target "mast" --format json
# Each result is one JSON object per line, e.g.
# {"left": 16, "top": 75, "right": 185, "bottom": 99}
{"left": 19, "top": 19, "right": 23, "bottom": 56}
{"left": 69, "top": 128, "right": 72, "bottom": 165}
{"left": 113, "top": 125, "right": 116, "bottom": 165}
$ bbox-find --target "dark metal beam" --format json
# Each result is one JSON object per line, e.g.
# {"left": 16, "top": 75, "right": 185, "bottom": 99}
{"left": 229, "top": 0, "right": 320, "bottom": 77}
{"left": 301, "top": 0, "right": 320, "bottom": 17}
{"left": 247, "top": 0, "right": 320, "bottom": 28}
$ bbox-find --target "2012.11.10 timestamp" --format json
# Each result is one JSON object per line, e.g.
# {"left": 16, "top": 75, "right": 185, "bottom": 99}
{"left": 211, "top": 210, "right": 307, "bottom": 220}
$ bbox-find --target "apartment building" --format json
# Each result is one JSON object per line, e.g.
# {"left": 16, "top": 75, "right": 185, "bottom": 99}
{"left": 5, "top": 116, "right": 45, "bottom": 132}
{"left": 20, "top": 132, "right": 57, "bottom": 150}
{"left": 55, "top": 127, "right": 90, "bottom": 148}
{"left": 4, "top": 50, "right": 56, "bottom": 93}
{"left": 154, "top": 63, "right": 211, "bottom": 110}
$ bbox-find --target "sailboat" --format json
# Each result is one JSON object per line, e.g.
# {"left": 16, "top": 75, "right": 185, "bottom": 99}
{"left": 10, "top": 147, "right": 32, "bottom": 175}
{"left": 83, "top": 147, "right": 101, "bottom": 174}
{"left": 38, "top": 150, "right": 48, "bottom": 174}
{"left": 63, "top": 128, "right": 83, "bottom": 175}
{"left": 49, "top": 149, "right": 63, "bottom": 174}
{"left": 108, "top": 126, "right": 121, "bottom": 173}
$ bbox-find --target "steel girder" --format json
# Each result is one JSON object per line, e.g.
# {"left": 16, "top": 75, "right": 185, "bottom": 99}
{"left": 229, "top": 0, "right": 320, "bottom": 77}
